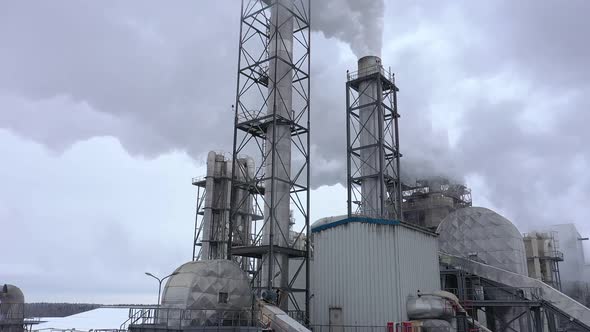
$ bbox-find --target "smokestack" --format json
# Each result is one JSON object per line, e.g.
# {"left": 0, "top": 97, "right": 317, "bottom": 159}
{"left": 262, "top": 0, "right": 293, "bottom": 310}
{"left": 357, "top": 56, "right": 384, "bottom": 216}
{"left": 230, "top": 0, "right": 311, "bottom": 315}
{"left": 346, "top": 55, "right": 401, "bottom": 219}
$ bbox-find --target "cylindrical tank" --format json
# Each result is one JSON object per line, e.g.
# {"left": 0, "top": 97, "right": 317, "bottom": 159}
{"left": 160, "top": 260, "right": 252, "bottom": 327}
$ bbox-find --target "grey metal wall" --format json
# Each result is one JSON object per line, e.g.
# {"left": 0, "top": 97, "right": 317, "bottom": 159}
{"left": 394, "top": 225, "right": 440, "bottom": 319}
{"left": 310, "top": 221, "right": 440, "bottom": 326}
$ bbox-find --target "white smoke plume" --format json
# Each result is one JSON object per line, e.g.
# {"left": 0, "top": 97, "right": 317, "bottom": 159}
{"left": 312, "top": 0, "right": 385, "bottom": 57}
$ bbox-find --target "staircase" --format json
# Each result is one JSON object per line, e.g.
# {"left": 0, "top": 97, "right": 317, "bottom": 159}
{"left": 440, "top": 252, "right": 590, "bottom": 331}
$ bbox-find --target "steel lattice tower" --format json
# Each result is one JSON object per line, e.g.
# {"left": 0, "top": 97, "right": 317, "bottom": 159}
{"left": 346, "top": 56, "right": 402, "bottom": 220}
{"left": 228, "top": 0, "right": 310, "bottom": 320}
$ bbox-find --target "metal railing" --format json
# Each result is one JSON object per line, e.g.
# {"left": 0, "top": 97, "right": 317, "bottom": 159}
{"left": 120, "top": 307, "right": 157, "bottom": 331}
{"left": 287, "top": 310, "right": 306, "bottom": 323}
{"left": 309, "top": 324, "right": 454, "bottom": 332}
{"left": 192, "top": 175, "right": 206, "bottom": 185}
{"left": 237, "top": 109, "right": 266, "bottom": 123}
{"left": 551, "top": 250, "right": 565, "bottom": 261}
{"left": 123, "top": 308, "right": 260, "bottom": 330}
{"left": 246, "top": 228, "right": 306, "bottom": 250}
{"left": 443, "top": 286, "right": 543, "bottom": 302}
{"left": 122, "top": 307, "right": 312, "bottom": 332}
{"left": 122, "top": 309, "right": 460, "bottom": 332}
{"left": 346, "top": 64, "right": 393, "bottom": 82}
{"left": 237, "top": 109, "right": 301, "bottom": 127}
{"left": 33, "top": 330, "right": 124, "bottom": 332}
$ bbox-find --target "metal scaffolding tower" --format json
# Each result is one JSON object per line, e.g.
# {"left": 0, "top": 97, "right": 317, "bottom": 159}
{"left": 228, "top": 0, "right": 310, "bottom": 321}
{"left": 191, "top": 176, "right": 207, "bottom": 261}
{"left": 346, "top": 56, "right": 402, "bottom": 220}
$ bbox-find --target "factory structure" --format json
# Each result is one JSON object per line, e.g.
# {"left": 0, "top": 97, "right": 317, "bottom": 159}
{"left": 402, "top": 177, "right": 472, "bottom": 231}
{"left": 3, "top": 1, "right": 590, "bottom": 332}
{"left": 523, "top": 232, "right": 563, "bottom": 291}
{"left": 109, "top": 0, "right": 590, "bottom": 331}
{"left": 540, "top": 224, "right": 590, "bottom": 306}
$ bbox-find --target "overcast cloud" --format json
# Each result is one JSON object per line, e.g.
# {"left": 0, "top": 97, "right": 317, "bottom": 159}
{"left": 1, "top": 0, "right": 590, "bottom": 303}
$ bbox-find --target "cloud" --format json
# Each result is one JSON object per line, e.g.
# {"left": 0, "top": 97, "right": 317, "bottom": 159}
{"left": 0, "top": 1, "right": 238, "bottom": 159}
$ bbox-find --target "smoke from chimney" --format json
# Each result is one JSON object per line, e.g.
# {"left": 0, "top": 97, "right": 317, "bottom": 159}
{"left": 312, "top": 0, "right": 385, "bottom": 57}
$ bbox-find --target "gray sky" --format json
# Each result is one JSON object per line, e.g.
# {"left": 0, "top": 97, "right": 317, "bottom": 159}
{"left": 1, "top": 0, "right": 590, "bottom": 303}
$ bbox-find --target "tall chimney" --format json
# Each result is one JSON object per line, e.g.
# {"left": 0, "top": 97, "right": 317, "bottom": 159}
{"left": 346, "top": 55, "right": 402, "bottom": 219}
{"left": 358, "top": 56, "right": 384, "bottom": 216}
{"left": 262, "top": 0, "right": 294, "bottom": 310}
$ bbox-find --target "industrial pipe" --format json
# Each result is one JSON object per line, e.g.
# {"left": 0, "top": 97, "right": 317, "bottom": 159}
{"left": 414, "top": 291, "right": 493, "bottom": 332}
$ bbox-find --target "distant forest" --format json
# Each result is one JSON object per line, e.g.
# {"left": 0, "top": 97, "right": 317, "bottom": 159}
{"left": 24, "top": 303, "right": 101, "bottom": 318}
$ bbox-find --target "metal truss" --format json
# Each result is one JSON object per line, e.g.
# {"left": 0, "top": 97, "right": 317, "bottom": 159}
{"left": 191, "top": 176, "right": 207, "bottom": 261}
{"left": 345, "top": 65, "right": 402, "bottom": 219}
{"left": 440, "top": 266, "right": 590, "bottom": 332}
{"left": 228, "top": 0, "right": 310, "bottom": 322}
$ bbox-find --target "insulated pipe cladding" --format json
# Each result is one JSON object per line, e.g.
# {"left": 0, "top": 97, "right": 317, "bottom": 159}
{"left": 262, "top": 0, "right": 294, "bottom": 309}
{"left": 407, "top": 291, "right": 493, "bottom": 332}
{"left": 357, "top": 55, "right": 385, "bottom": 217}
{"left": 200, "top": 151, "right": 218, "bottom": 260}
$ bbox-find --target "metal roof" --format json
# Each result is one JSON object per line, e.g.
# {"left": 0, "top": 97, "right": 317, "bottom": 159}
{"left": 311, "top": 216, "right": 438, "bottom": 238}
{"left": 311, "top": 216, "right": 400, "bottom": 233}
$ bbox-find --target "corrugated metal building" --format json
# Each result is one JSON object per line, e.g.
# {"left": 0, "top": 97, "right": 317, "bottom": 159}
{"left": 310, "top": 217, "right": 440, "bottom": 327}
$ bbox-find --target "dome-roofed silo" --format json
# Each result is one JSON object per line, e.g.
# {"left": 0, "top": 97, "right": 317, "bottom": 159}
{"left": 162, "top": 260, "right": 251, "bottom": 310}
{"left": 437, "top": 206, "right": 528, "bottom": 275}
{"left": 0, "top": 284, "right": 25, "bottom": 332}
{"left": 159, "top": 260, "right": 252, "bottom": 327}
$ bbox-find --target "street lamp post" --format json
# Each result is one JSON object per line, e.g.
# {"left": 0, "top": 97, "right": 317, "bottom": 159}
{"left": 145, "top": 272, "right": 179, "bottom": 308}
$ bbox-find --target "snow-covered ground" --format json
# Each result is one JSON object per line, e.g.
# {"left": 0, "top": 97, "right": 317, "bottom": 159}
{"left": 33, "top": 307, "right": 129, "bottom": 332}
